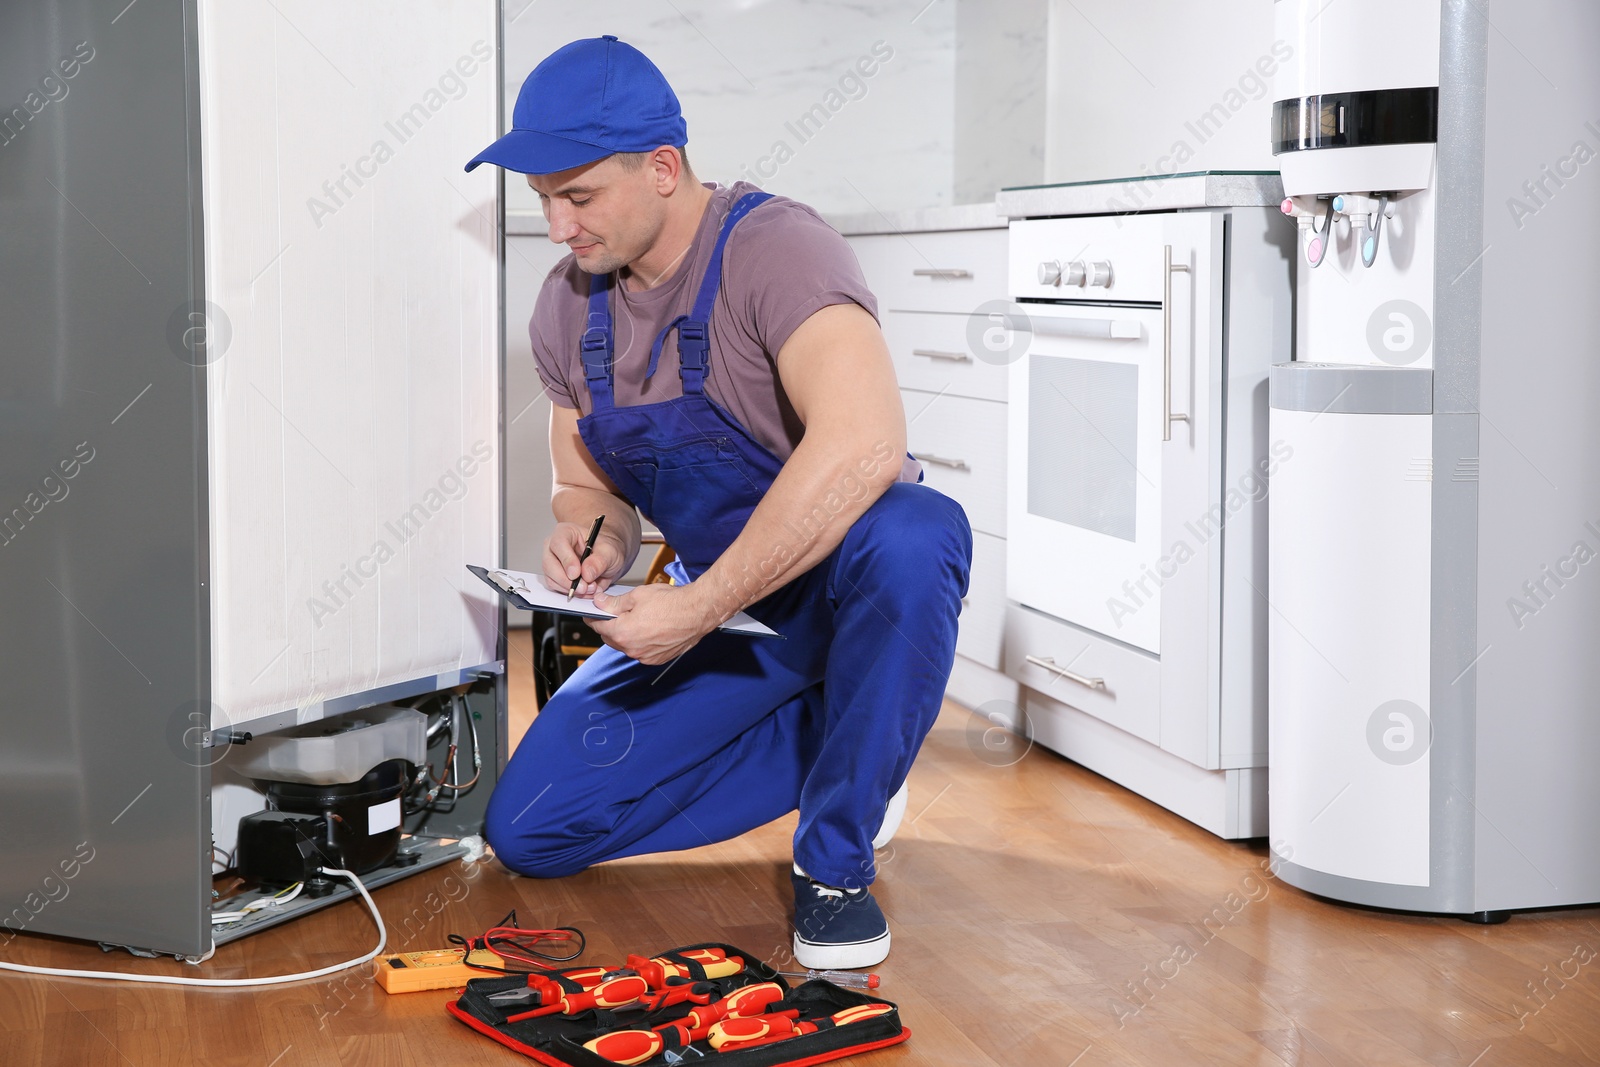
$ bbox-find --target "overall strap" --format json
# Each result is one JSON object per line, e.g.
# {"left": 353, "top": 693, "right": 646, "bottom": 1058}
{"left": 581, "top": 271, "right": 616, "bottom": 411}
{"left": 645, "top": 191, "right": 775, "bottom": 392}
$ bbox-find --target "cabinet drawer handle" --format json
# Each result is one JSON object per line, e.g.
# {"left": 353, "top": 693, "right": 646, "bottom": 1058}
{"left": 1025, "top": 654, "right": 1106, "bottom": 690}
{"left": 911, "top": 452, "right": 969, "bottom": 470}
{"left": 912, "top": 268, "right": 972, "bottom": 279}
{"left": 911, "top": 348, "right": 971, "bottom": 362}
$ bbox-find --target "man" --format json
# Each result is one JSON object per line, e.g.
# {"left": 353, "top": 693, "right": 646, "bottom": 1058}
{"left": 470, "top": 36, "right": 971, "bottom": 970}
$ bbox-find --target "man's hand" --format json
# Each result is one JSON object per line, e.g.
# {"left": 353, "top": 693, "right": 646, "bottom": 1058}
{"left": 588, "top": 584, "right": 716, "bottom": 665}
{"left": 542, "top": 523, "right": 629, "bottom": 597}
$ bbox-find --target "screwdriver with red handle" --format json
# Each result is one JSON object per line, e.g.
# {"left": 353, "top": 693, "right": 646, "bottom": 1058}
{"left": 711, "top": 1002, "right": 895, "bottom": 1053}
{"left": 627, "top": 949, "right": 745, "bottom": 989}
{"left": 706, "top": 1009, "right": 806, "bottom": 1050}
{"left": 493, "top": 948, "right": 742, "bottom": 1012}
{"left": 654, "top": 981, "right": 786, "bottom": 1043}
{"left": 777, "top": 969, "right": 881, "bottom": 990}
{"left": 582, "top": 982, "right": 786, "bottom": 1065}
{"left": 586, "top": 1010, "right": 799, "bottom": 1066}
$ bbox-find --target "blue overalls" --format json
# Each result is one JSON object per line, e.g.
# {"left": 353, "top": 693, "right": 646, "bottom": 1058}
{"left": 485, "top": 193, "right": 973, "bottom": 890}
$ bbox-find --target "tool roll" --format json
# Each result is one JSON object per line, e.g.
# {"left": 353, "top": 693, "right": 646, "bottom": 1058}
{"left": 447, "top": 941, "right": 908, "bottom": 1066}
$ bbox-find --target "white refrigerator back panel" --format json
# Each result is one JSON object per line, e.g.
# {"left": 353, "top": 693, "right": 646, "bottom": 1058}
{"left": 197, "top": 2, "right": 501, "bottom": 724}
{"left": 1268, "top": 408, "right": 1432, "bottom": 887}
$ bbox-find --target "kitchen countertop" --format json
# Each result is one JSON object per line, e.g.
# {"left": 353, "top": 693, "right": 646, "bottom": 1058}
{"left": 997, "top": 170, "right": 1284, "bottom": 218}
{"left": 821, "top": 201, "right": 1006, "bottom": 236}
{"left": 508, "top": 176, "right": 1283, "bottom": 237}
{"left": 506, "top": 201, "right": 1007, "bottom": 239}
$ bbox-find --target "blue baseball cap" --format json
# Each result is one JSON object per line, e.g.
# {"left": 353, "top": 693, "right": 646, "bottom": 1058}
{"left": 465, "top": 35, "right": 687, "bottom": 175}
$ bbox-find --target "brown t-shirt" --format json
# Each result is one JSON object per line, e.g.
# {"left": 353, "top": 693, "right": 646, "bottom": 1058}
{"left": 528, "top": 182, "right": 879, "bottom": 462}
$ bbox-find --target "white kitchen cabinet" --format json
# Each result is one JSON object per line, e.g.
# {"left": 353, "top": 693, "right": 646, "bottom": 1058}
{"left": 904, "top": 390, "right": 1007, "bottom": 539}
{"left": 880, "top": 310, "right": 1009, "bottom": 402}
{"left": 851, "top": 228, "right": 1009, "bottom": 315}
{"left": 956, "top": 531, "right": 1008, "bottom": 670}
{"left": 838, "top": 209, "right": 1015, "bottom": 706}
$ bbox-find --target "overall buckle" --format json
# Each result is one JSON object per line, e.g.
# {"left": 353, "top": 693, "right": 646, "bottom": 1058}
{"left": 677, "top": 321, "right": 710, "bottom": 375}
{"left": 581, "top": 328, "right": 611, "bottom": 380}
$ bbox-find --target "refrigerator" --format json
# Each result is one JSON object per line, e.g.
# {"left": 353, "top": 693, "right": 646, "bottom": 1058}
{"left": 0, "top": 0, "right": 507, "bottom": 957}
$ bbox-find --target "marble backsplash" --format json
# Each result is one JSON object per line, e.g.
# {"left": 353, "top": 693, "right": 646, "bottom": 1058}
{"left": 503, "top": 0, "right": 959, "bottom": 217}
{"left": 502, "top": 2, "right": 1283, "bottom": 218}
{"left": 1044, "top": 0, "right": 1280, "bottom": 185}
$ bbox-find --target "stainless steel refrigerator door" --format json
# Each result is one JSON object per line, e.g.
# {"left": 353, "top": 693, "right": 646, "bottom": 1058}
{"left": 0, "top": 0, "right": 212, "bottom": 957}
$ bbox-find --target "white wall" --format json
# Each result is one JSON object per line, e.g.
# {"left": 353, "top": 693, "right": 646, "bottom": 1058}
{"left": 503, "top": 0, "right": 956, "bottom": 216}
{"left": 1045, "top": 0, "right": 1281, "bottom": 184}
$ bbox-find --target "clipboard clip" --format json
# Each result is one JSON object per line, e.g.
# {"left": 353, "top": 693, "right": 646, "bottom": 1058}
{"left": 488, "top": 569, "right": 533, "bottom": 599}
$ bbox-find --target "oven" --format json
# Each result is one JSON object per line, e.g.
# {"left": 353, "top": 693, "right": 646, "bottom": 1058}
{"left": 995, "top": 195, "right": 1288, "bottom": 842}
{"left": 1006, "top": 212, "right": 1223, "bottom": 659}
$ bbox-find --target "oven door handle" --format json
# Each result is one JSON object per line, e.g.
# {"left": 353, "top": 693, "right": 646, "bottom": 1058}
{"left": 1163, "top": 244, "right": 1192, "bottom": 442}
{"left": 1015, "top": 313, "right": 1141, "bottom": 341}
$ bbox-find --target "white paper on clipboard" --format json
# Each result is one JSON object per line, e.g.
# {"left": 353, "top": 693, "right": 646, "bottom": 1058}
{"left": 468, "top": 565, "right": 781, "bottom": 638}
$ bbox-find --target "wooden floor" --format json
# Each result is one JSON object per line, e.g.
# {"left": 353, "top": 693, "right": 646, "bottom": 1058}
{"left": 6, "top": 629, "right": 1600, "bottom": 1066}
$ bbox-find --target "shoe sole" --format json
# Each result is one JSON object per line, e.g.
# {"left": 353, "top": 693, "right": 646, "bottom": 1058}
{"left": 872, "top": 781, "right": 909, "bottom": 850}
{"left": 792, "top": 929, "right": 891, "bottom": 971}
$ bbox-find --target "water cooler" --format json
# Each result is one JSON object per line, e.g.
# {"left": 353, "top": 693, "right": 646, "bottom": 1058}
{"left": 1266, "top": 0, "right": 1600, "bottom": 918}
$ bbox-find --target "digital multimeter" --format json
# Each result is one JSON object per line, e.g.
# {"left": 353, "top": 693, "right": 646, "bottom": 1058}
{"left": 374, "top": 946, "right": 504, "bottom": 994}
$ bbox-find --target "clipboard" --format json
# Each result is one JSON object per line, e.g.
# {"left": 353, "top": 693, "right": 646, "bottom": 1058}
{"left": 466, "top": 565, "right": 781, "bottom": 638}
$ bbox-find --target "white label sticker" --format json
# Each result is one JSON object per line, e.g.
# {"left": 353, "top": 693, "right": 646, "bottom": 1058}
{"left": 368, "top": 796, "right": 401, "bottom": 835}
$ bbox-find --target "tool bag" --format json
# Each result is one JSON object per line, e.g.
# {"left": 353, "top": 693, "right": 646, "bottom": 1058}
{"left": 447, "top": 941, "right": 909, "bottom": 1066}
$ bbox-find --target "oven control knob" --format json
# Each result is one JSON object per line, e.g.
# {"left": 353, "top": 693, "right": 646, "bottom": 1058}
{"left": 1037, "top": 260, "right": 1062, "bottom": 285}
{"left": 1086, "top": 260, "right": 1114, "bottom": 287}
{"left": 1065, "top": 260, "right": 1087, "bottom": 286}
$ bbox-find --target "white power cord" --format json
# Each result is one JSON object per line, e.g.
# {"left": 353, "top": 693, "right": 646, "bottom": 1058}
{"left": 0, "top": 867, "right": 386, "bottom": 988}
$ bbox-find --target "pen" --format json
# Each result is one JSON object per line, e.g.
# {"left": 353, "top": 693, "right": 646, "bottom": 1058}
{"left": 569, "top": 515, "right": 605, "bottom": 602}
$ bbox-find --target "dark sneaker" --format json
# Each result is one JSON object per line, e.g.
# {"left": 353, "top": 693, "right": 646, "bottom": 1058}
{"left": 791, "top": 864, "right": 891, "bottom": 970}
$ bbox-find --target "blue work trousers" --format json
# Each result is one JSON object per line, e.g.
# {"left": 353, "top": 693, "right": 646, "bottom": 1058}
{"left": 484, "top": 483, "right": 972, "bottom": 888}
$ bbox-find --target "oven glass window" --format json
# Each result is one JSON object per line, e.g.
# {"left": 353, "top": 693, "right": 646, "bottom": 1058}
{"left": 1027, "top": 355, "right": 1138, "bottom": 542}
